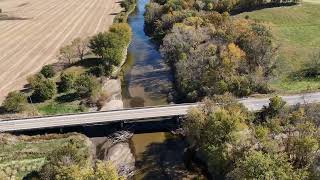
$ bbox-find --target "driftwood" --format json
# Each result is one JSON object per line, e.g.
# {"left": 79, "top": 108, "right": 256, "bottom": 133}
{"left": 108, "top": 130, "right": 133, "bottom": 145}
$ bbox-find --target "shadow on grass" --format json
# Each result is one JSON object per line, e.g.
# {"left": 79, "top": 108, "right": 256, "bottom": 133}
{"left": 73, "top": 58, "right": 103, "bottom": 68}
{"left": 55, "top": 93, "right": 80, "bottom": 103}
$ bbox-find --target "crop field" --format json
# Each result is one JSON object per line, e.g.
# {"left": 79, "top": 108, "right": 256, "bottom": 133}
{"left": 0, "top": 0, "right": 121, "bottom": 101}
{"left": 238, "top": 0, "right": 320, "bottom": 93}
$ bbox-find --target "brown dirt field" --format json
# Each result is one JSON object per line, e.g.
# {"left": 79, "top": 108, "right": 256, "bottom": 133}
{"left": 0, "top": 0, "right": 122, "bottom": 102}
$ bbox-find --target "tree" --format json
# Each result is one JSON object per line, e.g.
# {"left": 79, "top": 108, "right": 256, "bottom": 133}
{"left": 59, "top": 45, "right": 76, "bottom": 64}
{"left": 259, "top": 96, "right": 286, "bottom": 121}
{"left": 183, "top": 96, "right": 251, "bottom": 177}
{"left": 39, "top": 138, "right": 91, "bottom": 180}
{"left": 102, "top": 48, "right": 123, "bottom": 66}
{"left": 109, "top": 23, "right": 132, "bottom": 45}
{"left": 59, "top": 72, "right": 76, "bottom": 92}
{"left": 32, "top": 78, "right": 57, "bottom": 101}
{"left": 39, "top": 138, "right": 119, "bottom": 180}
{"left": 40, "top": 65, "right": 56, "bottom": 78}
{"left": 71, "top": 38, "right": 89, "bottom": 61}
{"left": 228, "top": 151, "right": 306, "bottom": 179}
{"left": 27, "top": 73, "right": 46, "bottom": 89}
{"left": 88, "top": 161, "right": 120, "bottom": 180}
{"left": 2, "top": 91, "right": 27, "bottom": 112}
{"left": 74, "top": 74, "right": 101, "bottom": 98}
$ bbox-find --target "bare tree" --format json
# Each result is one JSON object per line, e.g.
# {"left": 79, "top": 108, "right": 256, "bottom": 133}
{"left": 58, "top": 45, "right": 76, "bottom": 64}
{"left": 71, "top": 37, "right": 89, "bottom": 61}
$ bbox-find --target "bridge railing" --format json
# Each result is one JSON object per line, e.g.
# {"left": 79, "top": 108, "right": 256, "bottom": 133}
{"left": 0, "top": 103, "right": 199, "bottom": 122}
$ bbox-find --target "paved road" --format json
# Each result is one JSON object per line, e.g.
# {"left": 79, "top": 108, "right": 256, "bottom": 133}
{"left": 240, "top": 92, "right": 320, "bottom": 111}
{"left": 0, "top": 104, "right": 198, "bottom": 132}
{"left": 1, "top": 92, "right": 320, "bottom": 132}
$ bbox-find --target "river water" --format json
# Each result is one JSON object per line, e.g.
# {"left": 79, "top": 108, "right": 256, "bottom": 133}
{"left": 120, "top": 0, "right": 206, "bottom": 179}
{"left": 121, "top": 0, "right": 172, "bottom": 108}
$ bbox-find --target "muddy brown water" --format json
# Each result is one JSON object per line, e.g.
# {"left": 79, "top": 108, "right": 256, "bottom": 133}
{"left": 121, "top": 0, "right": 206, "bottom": 179}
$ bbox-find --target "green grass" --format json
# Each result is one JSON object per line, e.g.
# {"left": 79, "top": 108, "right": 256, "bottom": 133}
{"left": 31, "top": 61, "right": 91, "bottom": 116}
{"left": 36, "top": 101, "right": 85, "bottom": 115}
{"left": 0, "top": 133, "right": 89, "bottom": 179}
{"left": 237, "top": 1, "right": 320, "bottom": 93}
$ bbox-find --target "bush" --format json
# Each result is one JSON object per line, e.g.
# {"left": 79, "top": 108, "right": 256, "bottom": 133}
{"left": 40, "top": 65, "right": 55, "bottom": 78}
{"left": 2, "top": 91, "right": 27, "bottom": 112}
{"left": 32, "top": 78, "right": 57, "bottom": 102}
{"left": 74, "top": 74, "right": 101, "bottom": 98}
{"left": 87, "top": 64, "right": 113, "bottom": 77}
{"left": 59, "top": 72, "right": 76, "bottom": 92}
{"left": 27, "top": 73, "right": 46, "bottom": 89}
{"left": 109, "top": 23, "right": 132, "bottom": 45}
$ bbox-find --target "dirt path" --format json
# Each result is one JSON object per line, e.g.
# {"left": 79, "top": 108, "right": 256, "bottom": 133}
{"left": 0, "top": 0, "right": 122, "bottom": 101}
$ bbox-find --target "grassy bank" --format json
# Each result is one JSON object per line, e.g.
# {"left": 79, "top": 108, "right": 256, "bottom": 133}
{"left": 237, "top": 1, "right": 320, "bottom": 93}
{"left": 0, "top": 133, "right": 90, "bottom": 179}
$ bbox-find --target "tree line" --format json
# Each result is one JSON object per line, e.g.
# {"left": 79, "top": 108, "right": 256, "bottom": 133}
{"left": 1, "top": 23, "right": 131, "bottom": 114}
{"left": 145, "top": 0, "right": 280, "bottom": 102}
{"left": 184, "top": 95, "right": 320, "bottom": 179}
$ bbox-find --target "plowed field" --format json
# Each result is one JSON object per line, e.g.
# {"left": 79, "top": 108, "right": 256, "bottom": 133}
{"left": 0, "top": 0, "right": 121, "bottom": 101}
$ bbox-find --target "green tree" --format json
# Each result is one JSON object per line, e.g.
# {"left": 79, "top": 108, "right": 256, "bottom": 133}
{"left": 27, "top": 73, "right": 46, "bottom": 89}
{"left": 59, "top": 72, "right": 76, "bottom": 92}
{"left": 184, "top": 96, "right": 251, "bottom": 177}
{"left": 39, "top": 138, "right": 91, "bottom": 180}
{"left": 87, "top": 161, "right": 120, "bottom": 180}
{"left": 260, "top": 96, "right": 286, "bottom": 121}
{"left": 102, "top": 48, "right": 123, "bottom": 66}
{"left": 2, "top": 91, "right": 27, "bottom": 112}
{"left": 74, "top": 74, "right": 101, "bottom": 98}
{"left": 109, "top": 23, "right": 132, "bottom": 45}
{"left": 228, "top": 151, "right": 306, "bottom": 179}
{"left": 40, "top": 65, "right": 56, "bottom": 78}
{"left": 89, "top": 32, "right": 124, "bottom": 60}
{"left": 32, "top": 78, "right": 57, "bottom": 101}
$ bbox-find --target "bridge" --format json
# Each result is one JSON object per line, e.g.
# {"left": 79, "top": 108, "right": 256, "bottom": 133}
{"left": 0, "top": 104, "right": 198, "bottom": 132}
{"left": 0, "top": 92, "right": 320, "bottom": 132}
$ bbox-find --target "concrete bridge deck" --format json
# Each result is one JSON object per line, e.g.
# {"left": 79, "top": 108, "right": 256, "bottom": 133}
{"left": 1, "top": 92, "right": 320, "bottom": 132}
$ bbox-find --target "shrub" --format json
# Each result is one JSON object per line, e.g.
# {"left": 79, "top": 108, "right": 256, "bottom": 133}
{"left": 2, "top": 91, "right": 27, "bottom": 112}
{"left": 74, "top": 74, "right": 101, "bottom": 98}
{"left": 88, "top": 64, "right": 107, "bottom": 77}
{"left": 109, "top": 23, "right": 132, "bottom": 45}
{"left": 40, "top": 65, "right": 55, "bottom": 78}
{"left": 32, "top": 78, "right": 57, "bottom": 101}
{"left": 27, "top": 73, "right": 46, "bottom": 89}
{"left": 59, "top": 72, "right": 76, "bottom": 92}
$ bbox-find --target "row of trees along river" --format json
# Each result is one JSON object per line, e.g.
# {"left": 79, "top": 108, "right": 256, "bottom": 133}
{"left": 121, "top": 0, "right": 206, "bottom": 179}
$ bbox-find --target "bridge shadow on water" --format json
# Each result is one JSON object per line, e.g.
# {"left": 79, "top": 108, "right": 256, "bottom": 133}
{"left": 12, "top": 118, "right": 182, "bottom": 137}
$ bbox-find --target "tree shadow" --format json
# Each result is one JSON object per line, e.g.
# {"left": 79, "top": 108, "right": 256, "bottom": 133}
{"left": 135, "top": 135, "right": 194, "bottom": 180}
{"left": 73, "top": 58, "right": 103, "bottom": 68}
{"left": 230, "top": 2, "right": 298, "bottom": 15}
{"left": 22, "top": 171, "right": 40, "bottom": 180}
{"left": 110, "top": 12, "right": 120, "bottom": 15}
{"left": 55, "top": 92, "right": 80, "bottom": 103}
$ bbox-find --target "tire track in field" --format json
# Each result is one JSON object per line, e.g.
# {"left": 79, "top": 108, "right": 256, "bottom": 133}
{"left": 0, "top": 0, "right": 98, "bottom": 89}
{"left": 0, "top": 0, "right": 91, "bottom": 76}
{"left": 0, "top": 0, "right": 74, "bottom": 54}
{"left": 0, "top": 0, "right": 121, "bottom": 100}
{"left": 0, "top": 0, "right": 63, "bottom": 36}
{"left": 0, "top": 0, "right": 78, "bottom": 55}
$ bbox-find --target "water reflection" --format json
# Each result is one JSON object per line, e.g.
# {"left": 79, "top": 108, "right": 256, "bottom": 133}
{"left": 121, "top": 0, "right": 172, "bottom": 108}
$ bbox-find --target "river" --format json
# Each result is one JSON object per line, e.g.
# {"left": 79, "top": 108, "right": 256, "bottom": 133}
{"left": 121, "top": 0, "right": 173, "bottom": 108}
{"left": 121, "top": 0, "right": 206, "bottom": 179}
